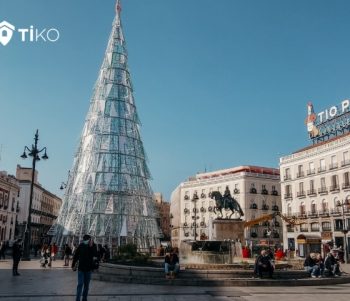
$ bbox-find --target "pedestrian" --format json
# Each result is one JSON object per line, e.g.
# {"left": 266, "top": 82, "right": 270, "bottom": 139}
{"left": 303, "top": 253, "right": 320, "bottom": 278}
{"left": 64, "top": 244, "right": 72, "bottom": 266}
{"left": 103, "top": 244, "right": 110, "bottom": 262}
{"left": 0, "top": 241, "right": 6, "bottom": 260}
{"left": 324, "top": 251, "right": 341, "bottom": 277}
{"left": 254, "top": 249, "right": 274, "bottom": 278}
{"left": 164, "top": 249, "right": 180, "bottom": 279}
{"left": 72, "top": 234, "right": 99, "bottom": 301}
{"left": 40, "top": 244, "right": 50, "bottom": 268}
{"left": 12, "top": 239, "right": 22, "bottom": 276}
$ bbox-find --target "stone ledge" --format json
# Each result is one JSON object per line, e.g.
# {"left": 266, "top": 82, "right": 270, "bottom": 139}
{"left": 92, "top": 263, "right": 350, "bottom": 286}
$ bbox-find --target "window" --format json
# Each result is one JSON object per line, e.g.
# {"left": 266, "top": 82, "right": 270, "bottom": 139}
{"left": 344, "top": 172, "right": 350, "bottom": 188}
{"left": 299, "top": 182, "right": 304, "bottom": 192}
{"left": 285, "top": 168, "right": 291, "bottom": 180}
{"left": 297, "top": 165, "right": 304, "bottom": 177}
{"left": 311, "top": 202, "right": 317, "bottom": 214}
{"left": 285, "top": 185, "right": 292, "bottom": 196}
{"left": 322, "top": 200, "right": 328, "bottom": 212}
{"left": 300, "top": 223, "right": 308, "bottom": 232}
{"left": 322, "top": 221, "right": 331, "bottom": 231}
{"left": 335, "top": 219, "right": 343, "bottom": 231}
{"left": 331, "top": 175, "right": 339, "bottom": 190}
{"left": 287, "top": 204, "right": 292, "bottom": 216}
{"left": 331, "top": 155, "right": 338, "bottom": 169}
{"left": 319, "top": 159, "right": 326, "bottom": 172}
{"left": 308, "top": 162, "right": 315, "bottom": 174}
{"left": 321, "top": 177, "right": 326, "bottom": 188}
{"left": 343, "top": 151, "right": 350, "bottom": 166}
{"left": 311, "top": 223, "right": 320, "bottom": 232}
{"left": 300, "top": 202, "right": 306, "bottom": 215}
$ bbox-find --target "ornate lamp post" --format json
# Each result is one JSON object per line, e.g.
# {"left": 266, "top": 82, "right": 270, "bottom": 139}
{"left": 336, "top": 199, "right": 349, "bottom": 263}
{"left": 20, "top": 129, "right": 48, "bottom": 260}
{"left": 192, "top": 192, "right": 199, "bottom": 241}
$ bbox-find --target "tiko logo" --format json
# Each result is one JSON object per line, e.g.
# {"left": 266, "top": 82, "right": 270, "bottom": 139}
{"left": 0, "top": 21, "right": 15, "bottom": 46}
{"left": 0, "top": 20, "right": 60, "bottom": 46}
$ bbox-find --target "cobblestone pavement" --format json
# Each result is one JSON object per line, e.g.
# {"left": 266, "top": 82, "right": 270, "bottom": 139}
{"left": 1, "top": 258, "right": 350, "bottom": 301}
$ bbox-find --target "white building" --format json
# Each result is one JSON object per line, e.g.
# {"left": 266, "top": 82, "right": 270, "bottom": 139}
{"left": 170, "top": 166, "right": 281, "bottom": 250}
{"left": 280, "top": 133, "right": 350, "bottom": 257}
{"left": 0, "top": 171, "right": 20, "bottom": 242}
{"left": 16, "top": 165, "right": 62, "bottom": 245}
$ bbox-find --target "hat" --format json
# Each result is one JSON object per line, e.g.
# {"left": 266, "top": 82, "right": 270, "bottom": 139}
{"left": 83, "top": 234, "right": 91, "bottom": 241}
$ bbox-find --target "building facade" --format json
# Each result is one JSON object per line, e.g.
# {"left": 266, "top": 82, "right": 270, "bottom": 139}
{"left": 170, "top": 166, "right": 281, "bottom": 250}
{"left": 153, "top": 193, "right": 171, "bottom": 241}
{"left": 0, "top": 171, "right": 20, "bottom": 242}
{"left": 280, "top": 133, "right": 350, "bottom": 257}
{"left": 16, "top": 165, "right": 62, "bottom": 245}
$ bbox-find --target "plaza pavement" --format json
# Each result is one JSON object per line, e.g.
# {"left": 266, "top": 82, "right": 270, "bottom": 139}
{"left": 1, "top": 258, "right": 350, "bottom": 301}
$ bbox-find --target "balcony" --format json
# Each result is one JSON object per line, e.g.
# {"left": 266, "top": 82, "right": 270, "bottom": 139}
{"left": 318, "top": 167, "right": 327, "bottom": 173}
{"left": 284, "top": 193, "right": 293, "bottom": 200}
{"left": 342, "top": 183, "right": 350, "bottom": 190}
{"left": 261, "top": 189, "right": 268, "bottom": 195}
{"left": 329, "top": 163, "right": 338, "bottom": 170}
{"left": 307, "top": 169, "right": 316, "bottom": 175}
{"left": 319, "top": 210, "right": 330, "bottom": 216}
{"left": 322, "top": 227, "right": 332, "bottom": 232}
{"left": 300, "top": 228, "right": 309, "bottom": 232}
{"left": 297, "top": 191, "right": 306, "bottom": 198}
{"left": 308, "top": 211, "right": 318, "bottom": 218}
{"left": 318, "top": 187, "right": 328, "bottom": 194}
{"left": 262, "top": 205, "right": 269, "bottom": 211}
{"left": 287, "top": 227, "right": 295, "bottom": 233}
{"left": 272, "top": 205, "right": 279, "bottom": 211}
{"left": 307, "top": 189, "right": 317, "bottom": 196}
{"left": 341, "top": 159, "right": 350, "bottom": 167}
{"left": 271, "top": 190, "right": 279, "bottom": 196}
{"left": 329, "top": 185, "right": 340, "bottom": 192}
{"left": 250, "top": 188, "right": 257, "bottom": 194}
{"left": 284, "top": 175, "right": 292, "bottom": 181}
{"left": 297, "top": 212, "right": 307, "bottom": 218}
{"left": 330, "top": 208, "right": 341, "bottom": 216}
{"left": 296, "top": 171, "right": 305, "bottom": 178}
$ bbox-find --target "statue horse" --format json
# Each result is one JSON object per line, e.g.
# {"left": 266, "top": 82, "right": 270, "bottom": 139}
{"left": 210, "top": 191, "right": 244, "bottom": 219}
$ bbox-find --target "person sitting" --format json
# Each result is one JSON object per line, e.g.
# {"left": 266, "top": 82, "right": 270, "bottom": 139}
{"left": 164, "top": 250, "right": 180, "bottom": 279}
{"left": 324, "top": 251, "right": 341, "bottom": 277}
{"left": 316, "top": 253, "right": 325, "bottom": 277}
{"left": 303, "top": 253, "right": 320, "bottom": 278}
{"left": 254, "top": 250, "right": 274, "bottom": 278}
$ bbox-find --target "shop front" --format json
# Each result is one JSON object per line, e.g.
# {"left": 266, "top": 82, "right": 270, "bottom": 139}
{"left": 296, "top": 234, "right": 321, "bottom": 257}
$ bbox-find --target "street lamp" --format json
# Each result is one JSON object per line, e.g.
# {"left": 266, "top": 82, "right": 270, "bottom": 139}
{"left": 192, "top": 192, "right": 199, "bottom": 241}
{"left": 20, "top": 129, "right": 48, "bottom": 260}
{"left": 336, "top": 199, "right": 349, "bottom": 263}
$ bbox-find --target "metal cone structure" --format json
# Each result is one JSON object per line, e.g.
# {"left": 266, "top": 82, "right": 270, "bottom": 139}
{"left": 53, "top": 0, "right": 160, "bottom": 250}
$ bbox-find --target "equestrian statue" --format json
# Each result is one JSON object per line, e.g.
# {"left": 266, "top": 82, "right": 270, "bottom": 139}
{"left": 210, "top": 186, "right": 244, "bottom": 219}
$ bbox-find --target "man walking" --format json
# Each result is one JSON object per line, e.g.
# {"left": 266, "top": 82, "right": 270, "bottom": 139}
{"left": 12, "top": 239, "right": 22, "bottom": 276}
{"left": 72, "top": 234, "right": 98, "bottom": 301}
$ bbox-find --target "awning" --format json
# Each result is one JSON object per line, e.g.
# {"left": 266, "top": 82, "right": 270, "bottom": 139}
{"left": 297, "top": 234, "right": 321, "bottom": 244}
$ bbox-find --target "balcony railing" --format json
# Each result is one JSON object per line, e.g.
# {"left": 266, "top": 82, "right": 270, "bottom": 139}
{"left": 330, "top": 208, "right": 341, "bottom": 215}
{"left": 322, "top": 227, "right": 332, "bottom": 231}
{"left": 318, "top": 167, "right": 327, "bottom": 173}
{"left": 284, "top": 175, "right": 292, "bottom": 181}
{"left": 308, "top": 211, "right": 318, "bottom": 218}
{"left": 307, "top": 169, "right": 316, "bottom": 175}
{"left": 341, "top": 159, "right": 350, "bottom": 167}
{"left": 342, "top": 183, "right": 350, "bottom": 190}
{"left": 287, "top": 227, "right": 295, "bottom": 232}
{"left": 284, "top": 193, "right": 293, "bottom": 200}
{"left": 319, "top": 210, "right": 330, "bottom": 216}
{"left": 300, "top": 228, "right": 309, "bottom": 232}
{"left": 307, "top": 189, "right": 317, "bottom": 196}
{"left": 329, "top": 163, "right": 338, "bottom": 170}
{"left": 297, "top": 191, "right": 306, "bottom": 198}
{"left": 329, "top": 185, "right": 340, "bottom": 192}
{"left": 318, "top": 187, "right": 328, "bottom": 194}
{"left": 296, "top": 171, "right": 305, "bottom": 178}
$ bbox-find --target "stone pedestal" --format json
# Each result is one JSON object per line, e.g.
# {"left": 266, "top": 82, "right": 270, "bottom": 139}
{"left": 212, "top": 219, "right": 245, "bottom": 242}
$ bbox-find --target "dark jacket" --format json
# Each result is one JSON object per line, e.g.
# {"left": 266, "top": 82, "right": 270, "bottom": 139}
{"left": 256, "top": 255, "right": 272, "bottom": 268}
{"left": 325, "top": 254, "right": 338, "bottom": 270}
{"left": 303, "top": 256, "right": 317, "bottom": 267}
{"left": 72, "top": 242, "right": 97, "bottom": 272}
{"left": 165, "top": 253, "right": 179, "bottom": 265}
{"left": 12, "top": 242, "right": 22, "bottom": 260}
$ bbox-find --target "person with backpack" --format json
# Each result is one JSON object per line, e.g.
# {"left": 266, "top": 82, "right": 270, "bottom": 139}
{"left": 72, "top": 235, "right": 98, "bottom": 301}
